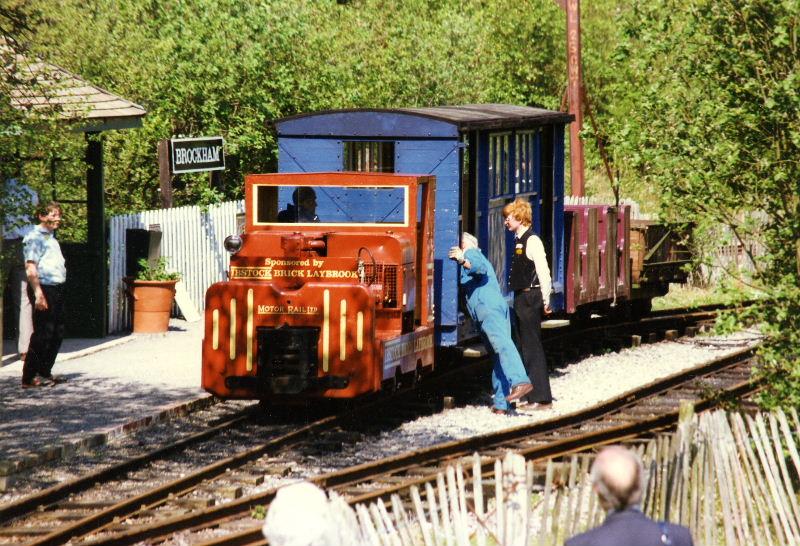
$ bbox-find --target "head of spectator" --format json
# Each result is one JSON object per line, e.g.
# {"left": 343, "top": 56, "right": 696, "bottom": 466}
{"left": 461, "top": 231, "right": 478, "bottom": 251}
{"left": 503, "top": 198, "right": 532, "bottom": 233}
{"left": 293, "top": 186, "right": 317, "bottom": 218}
{"left": 36, "top": 202, "right": 63, "bottom": 233}
{"left": 590, "top": 446, "right": 644, "bottom": 512}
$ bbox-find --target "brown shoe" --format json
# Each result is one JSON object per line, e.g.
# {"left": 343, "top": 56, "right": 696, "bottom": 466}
{"left": 40, "top": 375, "right": 66, "bottom": 386}
{"left": 491, "top": 408, "right": 509, "bottom": 415}
{"left": 21, "top": 377, "right": 44, "bottom": 389}
{"left": 505, "top": 383, "right": 533, "bottom": 402}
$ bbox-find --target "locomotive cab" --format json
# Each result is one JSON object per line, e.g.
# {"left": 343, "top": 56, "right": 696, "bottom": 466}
{"left": 202, "top": 172, "right": 436, "bottom": 400}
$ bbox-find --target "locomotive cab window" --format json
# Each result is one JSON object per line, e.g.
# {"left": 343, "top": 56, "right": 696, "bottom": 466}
{"left": 343, "top": 141, "right": 395, "bottom": 172}
{"left": 254, "top": 184, "right": 408, "bottom": 226}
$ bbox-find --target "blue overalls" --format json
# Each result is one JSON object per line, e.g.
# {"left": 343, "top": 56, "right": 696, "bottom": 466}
{"left": 460, "top": 248, "right": 530, "bottom": 411}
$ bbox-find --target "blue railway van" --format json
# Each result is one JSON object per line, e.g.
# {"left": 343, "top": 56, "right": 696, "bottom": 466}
{"left": 274, "top": 104, "right": 573, "bottom": 347}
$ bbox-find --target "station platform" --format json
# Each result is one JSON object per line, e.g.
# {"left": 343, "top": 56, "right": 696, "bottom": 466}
{"left": 0, "top": 318, "right": 208, "bottom": 487}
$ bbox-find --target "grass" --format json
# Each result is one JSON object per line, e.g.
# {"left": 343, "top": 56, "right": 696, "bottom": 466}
{"left": 651, "top": 283, "right": 759, "bottom": 311}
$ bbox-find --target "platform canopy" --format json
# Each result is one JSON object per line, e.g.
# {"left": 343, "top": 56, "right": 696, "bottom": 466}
{"left": 6, "top": 50, "right": 145, "bottom": 132}
{"left": 3, "top": 43, "right": 146, "bottom": 337}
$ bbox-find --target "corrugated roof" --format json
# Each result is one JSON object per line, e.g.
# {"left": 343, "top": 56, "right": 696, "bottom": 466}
{"left": 5, "top": 49, "right": 146, "bottom": 131}
{"left": 398, "top": 104, "right": 573, "bottom": 128}
{"left": 276, "top": 104, "right": 573, "bottom": 131}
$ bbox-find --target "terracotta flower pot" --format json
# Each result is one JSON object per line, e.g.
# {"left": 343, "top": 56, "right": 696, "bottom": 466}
{"left": 126, "top": 279, "right": 178, "bottom": 333}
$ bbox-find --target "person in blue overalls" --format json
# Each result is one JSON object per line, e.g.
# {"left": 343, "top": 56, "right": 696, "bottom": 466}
{"left": 449, "top": 232, "right": 533, "bottom": 414}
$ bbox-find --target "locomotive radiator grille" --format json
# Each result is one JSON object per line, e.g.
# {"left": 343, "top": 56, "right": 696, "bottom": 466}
{"left": 365, "top": 264, "right": 399, "bottom": 307}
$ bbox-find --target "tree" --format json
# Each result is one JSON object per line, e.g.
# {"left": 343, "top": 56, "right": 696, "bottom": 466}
{"left": 28, "top": 0, "right": 572, "bottom": 212}
{"left": 604, "top": 0, "right": 800, "bottom": 406}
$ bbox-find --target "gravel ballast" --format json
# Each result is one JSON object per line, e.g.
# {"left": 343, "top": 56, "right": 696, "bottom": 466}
{"left": 263, "top": 329, "right": 763, "bottom": 486}
{"left": 0, "top": 324, "right": 761, "bottom": 503}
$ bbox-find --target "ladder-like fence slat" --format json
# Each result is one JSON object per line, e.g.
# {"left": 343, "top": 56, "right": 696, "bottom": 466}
{"left": 311, "top": 410, "right": 799, "bottom": 546}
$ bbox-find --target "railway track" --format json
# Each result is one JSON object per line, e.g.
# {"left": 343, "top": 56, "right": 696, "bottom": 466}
{"left": 188, "top": 346, "right": 761, "bottom": 546}
{"left": 0, "top": 307, "right": 755, "bottom": 545}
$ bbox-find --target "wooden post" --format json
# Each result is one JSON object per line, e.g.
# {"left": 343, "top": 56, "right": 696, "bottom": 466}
{"left": 209, "top": 169, "right": 221, "bottom": 192}
{"left": 796, "top": 239, "right": 800, "bottom": 278}
{"left": 565, "top": 0, "right": 585, "bottom": 197}
{"left": 158, "top": 139, "right": 173, "bottom": 208}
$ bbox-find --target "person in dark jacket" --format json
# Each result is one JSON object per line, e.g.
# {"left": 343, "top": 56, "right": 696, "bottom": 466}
{"left": 277, "top": 187, "right": 319, "bottom": 223}
{"left": 566, "top": 446, "right": 694, "bottom": 546}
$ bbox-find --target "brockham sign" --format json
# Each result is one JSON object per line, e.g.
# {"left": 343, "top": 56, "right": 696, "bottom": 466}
{"left": 170, "top": 136, "right": 225, "bottom": 174}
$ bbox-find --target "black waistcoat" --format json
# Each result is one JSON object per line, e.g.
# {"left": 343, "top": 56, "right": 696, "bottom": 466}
{"left": 508, "top": 228, "right": 539, "bottom": 291}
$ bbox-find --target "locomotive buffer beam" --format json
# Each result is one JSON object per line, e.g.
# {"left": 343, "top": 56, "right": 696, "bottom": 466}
{"left": 225, "top": 374, "right": 349, "bottom": 394}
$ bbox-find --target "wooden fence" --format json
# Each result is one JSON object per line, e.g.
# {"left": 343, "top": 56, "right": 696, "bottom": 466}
{"left": 108, "top": 200, "right": 243, "bottom": 333}
{"left": 280, "top": 408, "right": 800, "bottom": 545}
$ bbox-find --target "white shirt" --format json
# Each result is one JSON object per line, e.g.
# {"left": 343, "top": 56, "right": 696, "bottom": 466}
{"left": 514, "top": 225, "right": 552, "bottom": 305}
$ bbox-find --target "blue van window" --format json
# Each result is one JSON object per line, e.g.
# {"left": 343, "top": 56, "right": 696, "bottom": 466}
{"left": 489, "top": 133, "right": 511, "bottom": 197}
{"left": 343, "top": 141, "right": 395, "bottom": 173}
{"left": 515, "top": 130, "right": 537, "bottom": 195}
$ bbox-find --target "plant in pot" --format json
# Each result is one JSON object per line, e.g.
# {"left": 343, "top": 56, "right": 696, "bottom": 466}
{"left": 126, "top": 257, "right": 181, "bottom": 333}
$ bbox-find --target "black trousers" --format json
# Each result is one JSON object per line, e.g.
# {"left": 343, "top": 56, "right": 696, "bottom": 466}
{"left": 512, "top": 289, "right": 552, "bottom": 404}
{"left": 22, "top": 284, "right": 65, "bottom": 383}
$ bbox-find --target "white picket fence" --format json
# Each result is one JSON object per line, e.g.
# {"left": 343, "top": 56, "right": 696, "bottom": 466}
{"left": 108, "top": 200, "right": 244, "bottom": 333}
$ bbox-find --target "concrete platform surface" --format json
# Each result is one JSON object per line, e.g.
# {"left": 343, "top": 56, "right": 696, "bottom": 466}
{"left": 0, "top": 319, "right": 208, "bottom": 478}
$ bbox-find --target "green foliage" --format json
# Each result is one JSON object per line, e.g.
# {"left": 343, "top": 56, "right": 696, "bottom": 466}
{"left": 1, "top": 2, "right": 87, "bottom": 278}
{"left": 136, "top": 257, "right": 180, "bottom": 282}
{"left": 602, "top": 0, "right": 800, "bottom": 408}
{"left": 250, "top": 504, "right": 267, "bottom": 520}
{"left": 27, "top": 0, "right": 570, "bottom": 212}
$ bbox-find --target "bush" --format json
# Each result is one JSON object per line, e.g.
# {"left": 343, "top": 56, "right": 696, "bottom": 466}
{"left": 136, "top": 257, "right": 181, "bottom": 281}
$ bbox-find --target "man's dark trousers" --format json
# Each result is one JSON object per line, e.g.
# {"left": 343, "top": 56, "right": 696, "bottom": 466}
{"left": 512, "top": 289, "right": 552, "bottom": 404}
{"left": 22, "top": 284, "right": 65, "bottom": 383}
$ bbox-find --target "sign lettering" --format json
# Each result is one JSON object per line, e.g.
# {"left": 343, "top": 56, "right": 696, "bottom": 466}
{"left": 257, "top": 304, "right": 319, "bottom": 315}
{"left": 229, "top": 266, "right": 358, "bottom": 280}
{"left": 383, "top": 333, "right": 434, "bottom": 364}
{"left": 170, "top": 136, "right": 225, "bottom": 174}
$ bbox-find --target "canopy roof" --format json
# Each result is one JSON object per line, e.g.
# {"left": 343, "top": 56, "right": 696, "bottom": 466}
{"left": 4, "top": 44, "right": 146, "bottom": 132}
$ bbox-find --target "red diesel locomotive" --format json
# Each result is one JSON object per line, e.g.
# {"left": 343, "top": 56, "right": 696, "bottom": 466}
{"left": 202, "top": 172, "right": 436, "bottom": 400}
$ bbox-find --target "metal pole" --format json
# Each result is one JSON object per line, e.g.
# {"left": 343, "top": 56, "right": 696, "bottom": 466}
{"left": 566, "top": 0, "right": 585, "bottom": 197}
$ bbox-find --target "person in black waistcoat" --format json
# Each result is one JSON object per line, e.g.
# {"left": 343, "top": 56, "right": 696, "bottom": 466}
{"left": 566, "top": 446, "right": 694, "bottom": 546}
{"left": 502, "top": 198, "right": 553, "bottom": 410}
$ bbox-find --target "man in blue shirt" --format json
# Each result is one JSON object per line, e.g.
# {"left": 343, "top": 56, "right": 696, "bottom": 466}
{"left": 566, "top": 446, "right": 694, "bottom": 546}
{"left": 21, "top": 202, "right": 67, "bottom": 388}
{"left": 449, "top": 232, "right": 533, "bottom": 414}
